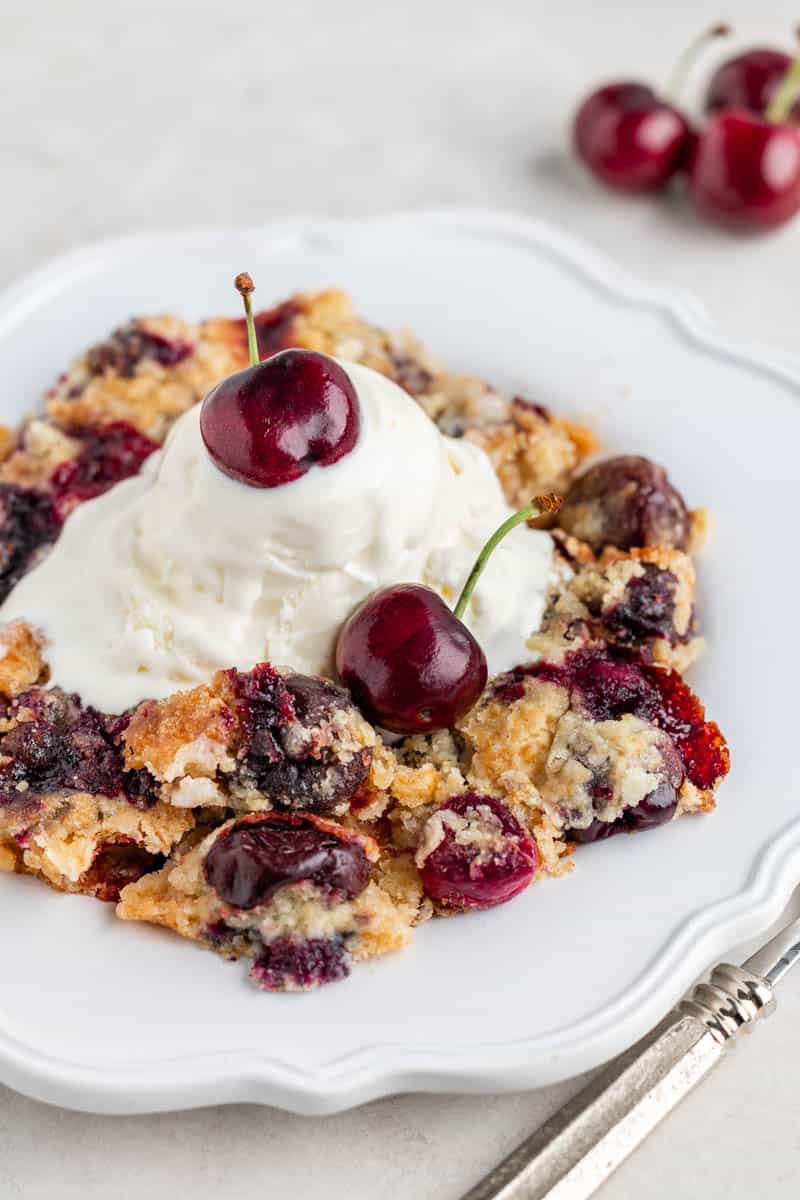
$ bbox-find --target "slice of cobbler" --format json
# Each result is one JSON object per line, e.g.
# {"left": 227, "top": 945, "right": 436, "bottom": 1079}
{"left": 117, "top": 811, "right": 413, "bottom": 992}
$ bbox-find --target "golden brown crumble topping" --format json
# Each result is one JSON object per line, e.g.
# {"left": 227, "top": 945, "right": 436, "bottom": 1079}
{"left": 1, "top": 791, "right": 193, "bottom": 898}
{"left": 468, "top": 401, "right": 599, "bottom": 509}
{"left": 0, "top": 425, "right": 15, "bottom": 464}
{"left": 0, "top": 421, "right": 81, "bottom": 489}
{"left": 0, "top": 621, "right": 46, "bottom": 697}
{"left": 123, "top": 685, "right": 235, "bottom": 782}
{"left": 47, "top": 315, "right": 246, "bottom": 440}
{"left": 0, "top": 842, "right": 21, "bottom": 872}
{"left": 460, "top": 679, "right": 568, "bottom": 812}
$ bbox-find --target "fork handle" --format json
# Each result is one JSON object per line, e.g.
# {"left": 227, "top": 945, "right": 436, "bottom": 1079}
{"left": 461, "top": 964, "right": 775, "bottom": 1200}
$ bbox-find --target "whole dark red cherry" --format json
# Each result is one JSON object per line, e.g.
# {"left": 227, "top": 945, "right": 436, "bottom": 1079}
{"left": 573, "top": 84, "right": 692, "bottom": 192}
{"left": 336, "top": 584, "right": 488, "bottom": 734}
{"left": 688, "top": 110, "right": 800, "bottom": 231}
{"left": 200, "top": 274, "right": 359, "bottom": 488}
{"left": 573, "top": 24, "right": 730, "bottom": 192}
{"left": 691, "top": 45, "right": 800, "bottom": 230}
{"left": 201, "top": 348, "right": 359, "bottom": 487}
{"left": 335, "top": 495, "right": 561, "bottom": 734}
{"left": 706, "top": 48, "right": 800, "bottom": 121}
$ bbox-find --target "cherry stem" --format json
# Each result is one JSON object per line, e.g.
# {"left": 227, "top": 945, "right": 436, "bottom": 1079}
{"left": 665, "top": 22, "right": 731, "bottom": 103}
{"left": 453, "top": 494, "right": 563, "bottom": 622}
{"left": 235, "top": 272, "right": 259, "bottom": 367}
{"left": 765, "top": 41, "right": 800, "bottom": 123}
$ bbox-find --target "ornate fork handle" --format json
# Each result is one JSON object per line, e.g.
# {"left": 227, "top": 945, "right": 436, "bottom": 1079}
{"left": 461, "top": 965, "right": 775, "bottom": 1200}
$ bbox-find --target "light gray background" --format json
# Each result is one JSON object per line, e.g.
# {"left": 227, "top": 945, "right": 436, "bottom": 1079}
{"left": 2, "top": 2, "right": 799, "bottom": 1196}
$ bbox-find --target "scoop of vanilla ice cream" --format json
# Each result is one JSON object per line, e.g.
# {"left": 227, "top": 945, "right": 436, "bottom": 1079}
{"left": 1, "top": 361, "right": 556, "bottom": 712}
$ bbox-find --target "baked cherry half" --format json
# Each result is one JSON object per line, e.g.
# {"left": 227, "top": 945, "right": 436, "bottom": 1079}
{"left": 559, "top": 455, "right": 689, "bottom": 552}
{"left": 417, "top": 793, "right": 538, "bottom": 909}
{"left": 204, "top": 812, "right": 371, "bottom": 910}
{"left": 573, "top": 24, "right": 730, "bottom": 192}
{"left": 336, "top": 494, "right": 561, "bottom": 734}
{"left": 200, "top": 273, "right": 359, "bottom": 488}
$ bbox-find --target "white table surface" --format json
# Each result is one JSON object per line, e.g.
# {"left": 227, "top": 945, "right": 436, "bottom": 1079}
{"left": 2, "top": 1, "right": 799, "bottom": 1196}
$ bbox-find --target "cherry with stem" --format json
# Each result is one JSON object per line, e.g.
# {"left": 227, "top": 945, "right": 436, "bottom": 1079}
{"left": 689, "top": 36, "right": 800, "bottom": 231}
{"left": 764, "top": 49, "right": 800, "bottom": 123}
{"left": 200, "top": 273, "right": 361, "bottom": 488}
{"left": 336, "top": 494, "right": 563, "bottom": 734}
{"left": 706, "top": 29, "right": 800, "bottom": 121}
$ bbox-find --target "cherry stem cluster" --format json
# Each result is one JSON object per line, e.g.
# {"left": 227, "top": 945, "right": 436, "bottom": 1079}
{"left": 453, "top": 494, "right": 563, "bottom": 622}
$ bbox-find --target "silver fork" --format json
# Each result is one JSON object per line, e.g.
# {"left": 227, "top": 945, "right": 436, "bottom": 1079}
{"left": 460, "top": 913, "right": 800, "bottom": 1200}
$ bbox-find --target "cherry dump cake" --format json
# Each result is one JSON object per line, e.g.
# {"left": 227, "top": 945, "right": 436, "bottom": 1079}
{"left": 0, "top": 277, "right": 728, "bottom": 991}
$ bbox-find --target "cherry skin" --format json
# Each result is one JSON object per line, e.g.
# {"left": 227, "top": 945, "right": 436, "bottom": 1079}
{"left": 335, "top": 583, "right": 488, "bottom": 734}
{"left": 200, "top": 348, "right": 360, "bottom": 488}
{"left": 706, "top": 49, "right": 800, "bottom": 121}
{"left": 688, "top": 110, "right": 800, "bottom": 231}
{"left": 573, "top": 83, "right": 692, "bottom": 192}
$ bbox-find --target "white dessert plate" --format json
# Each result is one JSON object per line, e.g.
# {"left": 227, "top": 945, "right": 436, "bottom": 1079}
{"left": 0, "top": 209, "right": 798, "bottom": 1116}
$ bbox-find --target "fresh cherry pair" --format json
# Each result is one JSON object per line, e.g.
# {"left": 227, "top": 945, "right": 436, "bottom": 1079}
{"left": 573, "top": 29, "right": 800, "bottom": 231}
